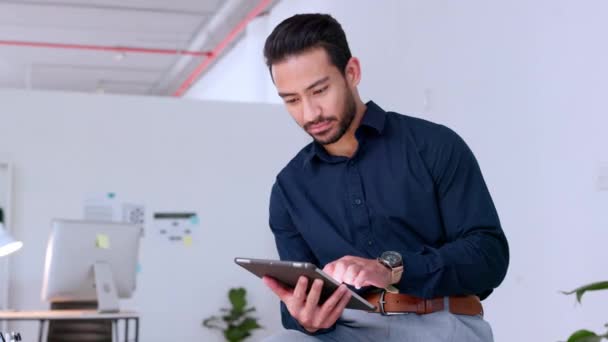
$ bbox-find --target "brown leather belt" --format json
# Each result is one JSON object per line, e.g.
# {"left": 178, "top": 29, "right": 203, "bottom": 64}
{"left": 364, "top": 291, "right": 483, "bottom": 316}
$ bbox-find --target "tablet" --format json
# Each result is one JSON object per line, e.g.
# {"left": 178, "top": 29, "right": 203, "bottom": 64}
{"left": 234, "top": 257, "right": 376, "bottom": 311}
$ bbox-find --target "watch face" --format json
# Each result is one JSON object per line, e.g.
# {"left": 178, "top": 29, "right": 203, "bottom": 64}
{"left": 381, "top": 251, "right": 402, "bottom": 267}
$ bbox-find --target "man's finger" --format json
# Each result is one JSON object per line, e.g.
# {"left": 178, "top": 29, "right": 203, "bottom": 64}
{"left": 332, "top": 261, "right": 348, "bottom": 283}
{"left": 304, "top": 279, "right": 324, "bottom": 311}
{"left": 327, "top": 287, "right": 352, "bottom": 323}
{"left": 292, "top": 276, "right": 309, "bottom": 301}
{"left": 319, "top": 284, "right": 348, "bottom": 315}
{"left": 263, "top": 276, "right": 292, "bottom": 300}
{"left": 322, "top": 261, "right": 336, "bottom": 275}
{"left": 352, "top": 269, "right": 370, "bottom": 289}
{"left": 342, "top": 264, "right": 361, "bottom": 285}
{"left": 340, "top": 255, "right": 357, "bottom": 263}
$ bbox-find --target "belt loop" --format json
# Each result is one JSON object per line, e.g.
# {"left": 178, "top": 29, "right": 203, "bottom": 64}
{"left": 443, "top": 296, "right": 450, "bottom": 313}
{"left": 379, "top": 290, "right": 387, "bottom": 315}
{"left": 417, "top": 298, "right": 426, "bottom": 314}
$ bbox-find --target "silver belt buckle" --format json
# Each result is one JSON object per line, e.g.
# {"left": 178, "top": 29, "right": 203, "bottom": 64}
{"left": 378, "top": 290, "right": 408, "bottom": 316}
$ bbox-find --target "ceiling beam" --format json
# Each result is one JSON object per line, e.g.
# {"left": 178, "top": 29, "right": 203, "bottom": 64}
{"left": 0, "top": 39, "right": 212, "bottom": 57}
{"left": 0, "top": 0, "right": 212, "bottom": 16}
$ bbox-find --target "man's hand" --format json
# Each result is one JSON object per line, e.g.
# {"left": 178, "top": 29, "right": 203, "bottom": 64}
{"left": 263, "top": 275, "right": 352, "bottom": 334}
{"left": 323, "top": 255, "right": 392, "bottom": 289}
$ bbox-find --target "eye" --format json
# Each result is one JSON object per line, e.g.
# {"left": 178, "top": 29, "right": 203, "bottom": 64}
{"left": 313, "top": 86, "right": 329, "bottom": 95}
{"left": 285, "top": 97, "right": 300, "bottom": 105}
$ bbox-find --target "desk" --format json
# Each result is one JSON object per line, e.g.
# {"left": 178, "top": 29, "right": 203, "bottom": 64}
{"left": 0, "top": 310, "right": 139, "bottom": 342}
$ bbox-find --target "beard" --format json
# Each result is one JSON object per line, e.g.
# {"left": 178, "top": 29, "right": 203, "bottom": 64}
{"left": 304, "top": 89, "right": 357, "bottom": 145}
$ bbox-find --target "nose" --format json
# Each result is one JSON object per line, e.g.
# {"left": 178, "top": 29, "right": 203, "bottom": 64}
{"left": 302, "top": 97, "right": 321, "bottom": 123}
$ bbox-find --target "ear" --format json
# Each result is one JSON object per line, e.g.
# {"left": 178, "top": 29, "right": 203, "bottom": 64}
{"left": 344, "top": 57, "right": 361, "bottom": 87}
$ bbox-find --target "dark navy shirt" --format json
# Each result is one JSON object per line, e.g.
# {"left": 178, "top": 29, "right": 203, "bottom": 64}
{"left": 269, "top": 101, "right": 509, "bottom": 333}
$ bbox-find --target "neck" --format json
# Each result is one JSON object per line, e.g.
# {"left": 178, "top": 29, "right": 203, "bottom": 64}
{"left": 323, "top": 100, "right": 367, "bottom": 158}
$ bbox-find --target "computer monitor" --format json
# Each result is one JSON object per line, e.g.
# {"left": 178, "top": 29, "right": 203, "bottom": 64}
{"left": 41, "top": 219, "right": 141, "bottom": 313}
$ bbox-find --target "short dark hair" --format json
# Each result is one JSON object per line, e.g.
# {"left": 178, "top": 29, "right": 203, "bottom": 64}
{"left": 263, "top": 13, "right": 352, "bottom": 75}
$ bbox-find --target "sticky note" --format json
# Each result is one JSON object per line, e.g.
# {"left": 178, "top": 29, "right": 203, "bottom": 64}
{"left": 190, "top": 215, "right": 200, "bottom": 225}
{"left": 96, "top": 234, "right": 110, "bottom": 249}
{"left": 184, "top": 236, "right": 192, "bottom": 247}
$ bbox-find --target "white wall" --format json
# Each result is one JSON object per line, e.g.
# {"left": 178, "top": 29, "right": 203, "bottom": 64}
{"left": 0, "top": 89, "right": 310, "bottom": 341}
{"left": 187, "top": 1, "right": 608, "bottom": 341}
{"left": 184, "top": 14, "right": 276, "bottom": 103}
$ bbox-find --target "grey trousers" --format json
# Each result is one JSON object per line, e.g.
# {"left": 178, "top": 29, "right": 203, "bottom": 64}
{"left": 263, "top": 309, "right": 493, "bottom": 342}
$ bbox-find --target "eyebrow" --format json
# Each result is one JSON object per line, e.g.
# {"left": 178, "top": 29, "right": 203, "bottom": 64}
{"left": 277, "top": 76, "right": 330, "bottom": 98}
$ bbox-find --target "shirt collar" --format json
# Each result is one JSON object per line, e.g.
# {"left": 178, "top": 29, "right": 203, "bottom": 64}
{"left": 304, "top": 100, "right": 387, "bottom": 165}
{"left": 359, "top": 100, "right": 387, "bottom": 134}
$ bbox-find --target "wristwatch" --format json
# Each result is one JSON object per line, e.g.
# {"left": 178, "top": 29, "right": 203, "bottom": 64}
{"left": 378, "top": 251, "right": 404, "bottom": 285}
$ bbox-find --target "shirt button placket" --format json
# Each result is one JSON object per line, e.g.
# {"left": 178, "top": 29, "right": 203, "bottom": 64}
{"left": 346, "top": 160, "right": 373, "bottom": 250}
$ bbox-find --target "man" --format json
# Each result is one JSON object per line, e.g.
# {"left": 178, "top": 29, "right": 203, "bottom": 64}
{"left": 262, "top": 13, "right": 509, "bottom": 342}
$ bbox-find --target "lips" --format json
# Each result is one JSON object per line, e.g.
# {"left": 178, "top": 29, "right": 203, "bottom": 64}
{"left": 307, "top": 120, "right": 334, "bottom": 135}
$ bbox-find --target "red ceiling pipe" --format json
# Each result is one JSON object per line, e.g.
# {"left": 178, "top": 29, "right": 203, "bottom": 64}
{"left": 0, "top": 39, "right": 212, "bottom": 57}
{"left": 172, "top": 0, "right": 274, "bottom": 97}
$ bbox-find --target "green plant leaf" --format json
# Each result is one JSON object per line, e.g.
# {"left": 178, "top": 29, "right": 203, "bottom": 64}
{"left": 237, "top": 317, "right": 262, "bottom": 331}
{"left": 202, "top": 316, "right": 224, "bottom": 330}
{"left": 229, "top": 288, "right": 247, "bottom": 313}
{"left": 561, "top": 281, "right": 608, "bottom": 303}
{"left": 225, "top": 326, "right": 250, "bottom": 342}
{"left": 566, "top": 329, "right": 605, "bottom": 342}
{"left": 204, "top": 287, "right": 263, "bottom": 341}
{"left": 224, "top": 310, "right": 249, "bottom": 324}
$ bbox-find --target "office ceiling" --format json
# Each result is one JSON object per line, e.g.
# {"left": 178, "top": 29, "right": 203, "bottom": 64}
{"left": 0, "top": 0, "right": 277, "bottom": 96}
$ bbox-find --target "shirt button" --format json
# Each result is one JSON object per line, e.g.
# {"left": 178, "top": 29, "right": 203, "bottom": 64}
{"left": 368, "top": 240, "right": 373, "bottom": 246}
{"left": 354, "top": 198, "right": 362, "bottom": 205}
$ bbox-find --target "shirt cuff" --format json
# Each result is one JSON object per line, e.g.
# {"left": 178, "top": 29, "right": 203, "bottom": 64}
{"left": 399, "top": 249, "right": 432, "bottom": 294}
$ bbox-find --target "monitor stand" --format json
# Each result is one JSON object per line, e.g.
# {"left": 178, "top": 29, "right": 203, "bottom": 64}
{"left": 93, "top": 262, "right": 119, "bottom": 313}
